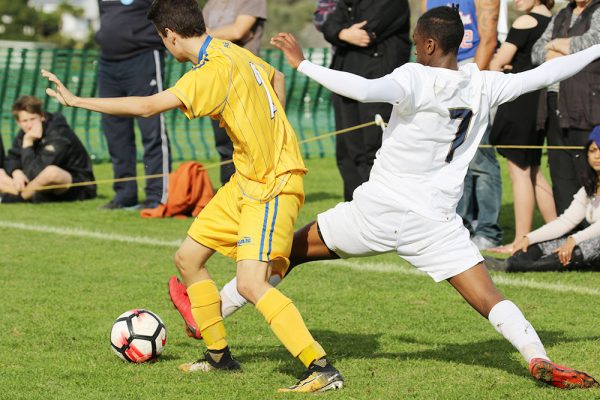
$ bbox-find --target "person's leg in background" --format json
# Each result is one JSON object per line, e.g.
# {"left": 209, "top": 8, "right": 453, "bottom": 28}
{"left": 546, "top": 92, "right": 574, "bottom": 215}
{"left": 470, "top": 126, "right": 503, "bottom": 249}
{"left": 457, "top": 169, "right": 476, "bottom": 235}
{"left": 355, "top": 101, "right": 390, "bottom": 185}
{"left": 532, "top": 165, "right": 557, "bottom": 223}
{"left": 211, "top": 119, "right": 235, "bottom": 186}
{"left": 332, "top": 94, "right": 362, "bottom": 201}
{"left": 130, "top": 50, "right": 171, "bottom": 208}
{"left": 98, "top": 58, "right": 139, "bottom": 209}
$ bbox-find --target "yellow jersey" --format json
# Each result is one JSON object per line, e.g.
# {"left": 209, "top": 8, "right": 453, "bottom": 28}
{"left": 168, "top": 36, "right": 307, "bottom": 202}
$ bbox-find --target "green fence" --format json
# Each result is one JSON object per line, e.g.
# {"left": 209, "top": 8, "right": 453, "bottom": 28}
{"left": 0, "top": 47, "right": 336, "bottom": 162}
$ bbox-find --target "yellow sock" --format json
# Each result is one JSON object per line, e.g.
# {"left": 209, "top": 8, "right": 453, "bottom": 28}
{"left": 187, "top": 279, "right": 227, "bottom": 351}
{"left": 255, "top": 288, "right": 326, "bottom": 367}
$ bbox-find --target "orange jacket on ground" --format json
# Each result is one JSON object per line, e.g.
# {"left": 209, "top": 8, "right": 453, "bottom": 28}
{"left": 140, "top": 161, "right": 214, "bottom": 219}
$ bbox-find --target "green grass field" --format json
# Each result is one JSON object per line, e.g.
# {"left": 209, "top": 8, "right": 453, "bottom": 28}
{"left": 1, "top": 157, "right": 599, "bottom": 400}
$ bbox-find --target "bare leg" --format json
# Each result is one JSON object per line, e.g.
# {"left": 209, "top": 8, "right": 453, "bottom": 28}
{"left": 449, "top": 262, "right": 549, "bottom": 364}
{"left": 531, "top": 166, "right": 557, "bottom": 223}
{"left": 0, "top": 169, "right": 18, "bottom": 195}
{"left": 174, "top": 236, "right": 215, "bottom": 286}
{"left": 447, "top": 262, "right": 505, "bottom": 317}
{"left": 508, "top": 161, "right": 535, "bottom": 244}
{"left": 289, "top": 221, "right": 340, "bottom": 270}
{"left": 20, "top": 165, "right": 72, "bottom": 200}
{"left": 219, "top": 220, "right": 339, "bottom": 317}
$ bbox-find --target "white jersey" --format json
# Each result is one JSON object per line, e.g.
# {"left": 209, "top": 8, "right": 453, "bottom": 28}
{"left": 367, "top": 63, "right": 518, "bottom": 221}
{"left": 297, "top": 45, "right": 600, "bottom": 220}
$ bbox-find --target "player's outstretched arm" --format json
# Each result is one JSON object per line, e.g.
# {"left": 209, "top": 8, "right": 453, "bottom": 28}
{"left": 517, "top": 44, "right": 600, "bottom": 94}
{"left": 42, "top": 69, "right": 182, "bottom": 118}
{"left": 270, "top": 32, "right": 403, "bottom": 104}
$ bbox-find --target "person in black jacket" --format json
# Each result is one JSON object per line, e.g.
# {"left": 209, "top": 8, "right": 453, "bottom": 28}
{"left": 96, "top": 0, "right": 171, "bottom": 210}
{"left": 2, "top": 96, "right": 96, "bottom": 203}
{"left": 321, "top": 0, "right": 411, "bottom": 201}
{"left": 0, "top": 131, "right": 14, "bottom": 194}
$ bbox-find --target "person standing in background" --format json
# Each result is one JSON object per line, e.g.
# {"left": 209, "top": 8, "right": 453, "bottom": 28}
{"left": 321, "top": 0, "right": 411, "bottom": 201}
{"left": 424, "top": 0, "right": 502, "bottom": 250}
{"left": 314, "top": 0, "right": 339, "bottom": 32}
{"left": 202, "top": 0, "right": 267, "bottom": 186}
{"left": 532, "top": 0, "right": 600, "bottom": 215}
{"left": 488, "top": 0, "right": 556, "bottom": 254}
{"left": 96, "top": 0, "right": 171, "bottom": 210}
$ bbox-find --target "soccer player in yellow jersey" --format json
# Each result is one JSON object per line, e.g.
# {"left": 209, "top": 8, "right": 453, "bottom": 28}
{"left": 41, "top": 0, "right": 343, "bottom": 393}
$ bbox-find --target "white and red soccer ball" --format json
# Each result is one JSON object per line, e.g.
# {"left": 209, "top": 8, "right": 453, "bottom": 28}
{"left": 110, "top": 309, "right": 167, "bottom": 363}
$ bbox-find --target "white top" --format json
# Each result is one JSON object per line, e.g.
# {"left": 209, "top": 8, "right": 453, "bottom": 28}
{"left": 527, "top": 187, "right": 600, "bottom": 245}
{"left": 297, "top": 45, "right": 600, "bottom": 220}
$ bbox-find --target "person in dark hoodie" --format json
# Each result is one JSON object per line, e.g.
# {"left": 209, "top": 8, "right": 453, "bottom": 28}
{"left": 95, "top": 0, "right": 171, "bottom": 210}
{"left": 1, "top": 95, "right": 96, "bottom": 203}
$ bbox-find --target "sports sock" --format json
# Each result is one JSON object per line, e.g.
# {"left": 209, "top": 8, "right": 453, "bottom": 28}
{"left": 488, "top": 300, "right": 549, "bottom": 363}
{"left": 255, "top": 288, "right": 326, "bottom": 367}
{"left": 187, "top": 279, "right": 227, "bottom": 351}
{"left": 220, "top": 274, "right": 282, "bottom": 318}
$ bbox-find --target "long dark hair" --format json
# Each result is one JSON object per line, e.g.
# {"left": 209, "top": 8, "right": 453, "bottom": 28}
{"left": 581, "top": 140, "right": 598, "bottom": 197}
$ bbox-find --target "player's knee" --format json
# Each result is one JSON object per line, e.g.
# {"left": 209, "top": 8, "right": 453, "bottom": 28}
{"left": 173, "top": 249, "right": 192, "bottom": 277}
{"left": 235, "top": 279, "right": 259, "bottom": 304}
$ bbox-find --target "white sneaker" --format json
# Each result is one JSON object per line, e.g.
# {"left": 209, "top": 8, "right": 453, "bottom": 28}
{"left": 472, "top": 235, "right": 500, "bottom": 251}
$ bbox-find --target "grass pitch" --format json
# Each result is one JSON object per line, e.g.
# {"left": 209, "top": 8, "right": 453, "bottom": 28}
{"left": 1, "top": 157, "right": 599, "bottom": 400}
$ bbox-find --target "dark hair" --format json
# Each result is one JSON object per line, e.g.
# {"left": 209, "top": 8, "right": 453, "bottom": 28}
{"left": 540, "top": 0, "right": 555, "bottom": 10}
{"left": 147, "top": 0, "right": 206, "bottom": 38}
{"left": 416, "top": 6, "right": 464, "bottom": 55}
{"left": 582, "top": 140, "right": 599, "bottom": 197}
{"left": 12, "top": 95, "right": 43, "bottom": 118}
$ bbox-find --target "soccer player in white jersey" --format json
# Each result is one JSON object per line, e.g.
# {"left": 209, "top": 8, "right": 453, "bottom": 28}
{"left": 170, "top": 6, "right": 600, "bottom": 389}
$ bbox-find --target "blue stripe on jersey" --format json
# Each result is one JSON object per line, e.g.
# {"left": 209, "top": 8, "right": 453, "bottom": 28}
{"left": 194, "top": 35, "right": 213, "bottom": 69}
{"left": 267, "top": 196, "right": 279, "bottom": 261}
{"left": 259, "top": 201, "right": 270, "bottom": 261}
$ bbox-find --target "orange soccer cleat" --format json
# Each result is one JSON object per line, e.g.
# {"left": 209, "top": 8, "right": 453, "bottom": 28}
{"left": 529, "top": 358, "right": 599, "bottom": 389}
{"left": 168, "top": 276, "right": 202, "bottom": 340}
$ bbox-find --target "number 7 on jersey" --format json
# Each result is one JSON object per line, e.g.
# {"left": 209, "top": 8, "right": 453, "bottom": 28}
{"left": 446, "top": 108, "right": 473, "bottom": 163}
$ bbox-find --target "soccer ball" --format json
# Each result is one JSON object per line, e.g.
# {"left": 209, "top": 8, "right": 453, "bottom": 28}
{"left": 110, "top": 309, "right": 167, "bottom": 363}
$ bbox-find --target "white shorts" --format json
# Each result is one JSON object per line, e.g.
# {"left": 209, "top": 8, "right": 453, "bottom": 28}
{"left": 317, "top": 195, "right": 483, "bottom": 282}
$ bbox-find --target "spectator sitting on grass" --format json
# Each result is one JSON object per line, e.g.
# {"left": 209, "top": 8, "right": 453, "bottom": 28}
{"left": 0, "top": 95, "right": 96, "bottom": 204}
{"left": 0, "top": 130, "right": 16, "bottom": 195}
{"left": 487, "top": 127, "right": 600, "bottom": 272}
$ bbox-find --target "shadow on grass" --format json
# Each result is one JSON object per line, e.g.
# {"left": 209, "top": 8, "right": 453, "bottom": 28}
{"left": 239, "top": 329, "right": 600, "bottom": 379}
{"left": 304, "top": 191, "right": 341, "bottom": 204}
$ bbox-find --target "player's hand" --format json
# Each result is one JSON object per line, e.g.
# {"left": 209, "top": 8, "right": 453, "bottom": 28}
{"left": 511, "top": 235, "right": 530, "bottom": 255}
{"left": 339, "top": 21, "right": 371, "bottom": 47}
{"left": 553, "top": 236, "right": 576, "bottom": 266}
{"left": 41, "top": 69, "right": 77, "bottom": 107}
{"left": 270, "top": 33, "right": 305, "bottom": 69}
{"left": 11, "top": 170, "right": 29, "bottom": 191}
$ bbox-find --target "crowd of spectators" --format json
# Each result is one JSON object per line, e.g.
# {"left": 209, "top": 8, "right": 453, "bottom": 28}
{"left": 1, "top": 0, "right": 599, "bottom": 272}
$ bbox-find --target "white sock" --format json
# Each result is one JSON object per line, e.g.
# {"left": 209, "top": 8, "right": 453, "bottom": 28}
{"left": 219, "top": 274, "right": 282, "bottom": 318}
{"left": 488, "top": 300, "right": 549, "bottom": 363}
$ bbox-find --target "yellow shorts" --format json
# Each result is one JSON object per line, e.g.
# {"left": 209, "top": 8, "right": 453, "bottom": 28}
{"left": 187, "top": 173, "right": 304, "bottom": 275}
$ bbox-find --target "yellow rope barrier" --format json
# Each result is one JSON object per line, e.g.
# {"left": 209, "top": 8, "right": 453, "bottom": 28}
{"left": 27, "top": 117, "right": 586, "bottom": 193}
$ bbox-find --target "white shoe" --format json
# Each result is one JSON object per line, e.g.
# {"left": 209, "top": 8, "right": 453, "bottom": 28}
{"left": 472, "top": 235, "right": 499, "bottom": 251}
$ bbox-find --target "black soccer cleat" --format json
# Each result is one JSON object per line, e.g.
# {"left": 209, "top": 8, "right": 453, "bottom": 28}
{"left": 179, "top": 347, "right": 241, "bottom": 373}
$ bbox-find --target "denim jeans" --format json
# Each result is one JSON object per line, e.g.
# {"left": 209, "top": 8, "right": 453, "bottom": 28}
{"left": 457, "top": 126, "right": 503, "bottom": 244}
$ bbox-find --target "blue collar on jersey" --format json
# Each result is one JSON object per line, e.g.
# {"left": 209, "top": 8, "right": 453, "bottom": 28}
{"left": 195, "top": 35, "right": 212, "bottom": 69}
